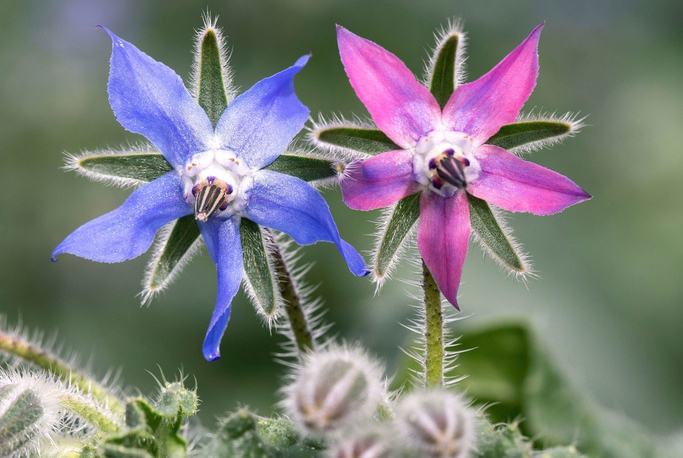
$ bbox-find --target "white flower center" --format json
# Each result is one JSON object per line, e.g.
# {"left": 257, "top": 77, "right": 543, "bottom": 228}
{"left": 181, "top": 149, "right": 253, "bottom": 221}
{"left": 413, "top": 131, "right": 480, "bottom": 197}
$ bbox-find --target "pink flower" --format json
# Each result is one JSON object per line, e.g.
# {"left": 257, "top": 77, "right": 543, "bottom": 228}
{"left": 336, "top": 24, "right": 590, "bottom": 309}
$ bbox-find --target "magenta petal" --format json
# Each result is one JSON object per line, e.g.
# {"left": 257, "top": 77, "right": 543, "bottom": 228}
{"left": 417, "top": 192, "right": 470, "bottom": 309}
{"left": 443, "top": 24, "right": 543, "bottom": 145}
{"left": 468, "top": 145, "right": 591, "bottom": 215}
{"left": 341, "top": 150, "right": 422, "bottom": 211}
{"left": 337, "top": 26, "right": 441, "bottom": 149}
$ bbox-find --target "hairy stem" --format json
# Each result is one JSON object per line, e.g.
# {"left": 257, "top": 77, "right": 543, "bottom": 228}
{"left": 59, "top": 394, "right": 120, "bottom": 434}
{"left": 268, "top": 231, "right": 315, "bottom": 354}
{"left": 422, "top": 260, "right": 444, "bottom": 388}
{"left": 0, "top": 331, "right": 125, "bottom": 415}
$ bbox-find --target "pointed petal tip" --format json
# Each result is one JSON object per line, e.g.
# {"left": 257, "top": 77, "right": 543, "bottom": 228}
{"left": 203, "top": 351, "right": 220, "bottom": 362}
{"left": 294, "top": 54, "right": 311, "bottom": 68}
{"left": 50, "top": 255, "right": 57, "bottom": 263}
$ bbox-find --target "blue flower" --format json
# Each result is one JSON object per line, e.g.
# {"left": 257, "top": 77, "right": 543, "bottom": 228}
{"left": 52, "top": 28, "right": 368, "bottom": 361}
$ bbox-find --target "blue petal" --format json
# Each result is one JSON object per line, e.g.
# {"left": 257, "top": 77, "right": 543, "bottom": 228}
{"left": 215, "top": 55, "right": 310, "bottom": 170}
{"left": 198, "top": 217, "right": 243, "bottom": 361}
{"left": 53, "top": 172, "right": 191, "bottom": 263}
{"left": 243, "top": 170, "right": 368, "bottom": 277}
{"left": 102, "top": 27, "right": 213, "bottom": 168}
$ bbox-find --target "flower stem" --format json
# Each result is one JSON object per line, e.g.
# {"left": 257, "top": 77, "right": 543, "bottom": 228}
{"left": 422, "top": 260, "right": 444, "bottom": 388}
{"left": 0, "top": 331, "right": 125, "bottom": 415}
{"left": 59, "top": 394, "right": 120, "bottom": 434}
{"left": 268, "top": 230, "right": 316, "bottom": 354}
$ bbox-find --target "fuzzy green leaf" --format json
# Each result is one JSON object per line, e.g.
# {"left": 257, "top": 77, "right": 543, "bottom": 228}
{"left": 374, "top": 193, "right": 421, "bottom": 280}
{"left": 197, "top": 28, "right": 228, "bottom": 126}
{"left": 456, "top": 323, "right": 676, "bottom": 458}
{"left": 429, "top": 34, "right": 459, "bottom": 109}
{"left": 467, "top": 194, "right": 524, "bottom": 272}
{"left": 76, "top": 153, "right": 173, "bottom": 183}
{"left": 486, "top": 121, "right": 572, "bottom": 150}
{"left": 315, "top": 126, "right": 400, "bottom": 154}
{"left": 265, "top": 154, "right": 337, "bottom": 182}
{"left": 145, "top": 215, "right": 201, "bottom": 294}
{"left": 240, "top": 220, "right": 278, "bottom": 318}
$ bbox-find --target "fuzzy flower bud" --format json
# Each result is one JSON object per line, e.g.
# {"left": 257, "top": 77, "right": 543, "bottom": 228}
{"left": 327, "top": 428, "right": 392, "bottom": 458}
{"left": 282, "top": 344, "right": 386, "bottom": 436}
{"left": 396, "top": 390, "right": 475, "bottom": 458}
{"left": 0, "top": 370, "right": 62, "bottom": 458}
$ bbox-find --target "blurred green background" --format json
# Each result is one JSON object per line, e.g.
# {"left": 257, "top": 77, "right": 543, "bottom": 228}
{"left": 1, "top": 0, "right": 681, "bottom": 436}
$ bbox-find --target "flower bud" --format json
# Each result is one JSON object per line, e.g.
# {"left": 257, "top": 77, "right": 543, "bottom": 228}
{"left": 0, "top": 370, "right": 62, "bottom": 458}
{"left": 327, "top": 429, "right": 392, "bottom": 458}
{"left": 282, "top": 344, "right": 386, "bottom": 436}
{"left": 396, "top": 390, "right": 474, "bottom": 458}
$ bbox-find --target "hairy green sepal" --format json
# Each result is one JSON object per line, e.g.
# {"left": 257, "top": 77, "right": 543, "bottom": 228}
{"left": 146, "top": 216, "right": 201, "bottom": 293}
{"left": 77, "top": 153, "right": 173, "bottom": 183}
{"left": 265, "top": 154, "right": 337, "bottom": 182}
{"left": 315, "top": 126, "right": 400, "bottom": 154}
{"left": 429, "top": 34, "right": 459, "bottom": 109}
{"left": 486, "top": 121, "right": 572, "bottom": 150}
{"left": 467, "top": 194, "right": 524, "bottom": 272}
{"left": 197, "top": 28, "right": 228, "bottom": 126}
{"left": 375, "top": 193, "right": 420, "bottom": 279}
{"left": 240, "top": 220, "right": 278, "bottom": 317}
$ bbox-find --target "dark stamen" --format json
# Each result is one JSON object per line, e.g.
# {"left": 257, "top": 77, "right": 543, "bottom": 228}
{"left": 435, "top": 155, "right": 467, "bottom": 189}
{"left": 195, "top": 183, "right": 228, "bottom": 222}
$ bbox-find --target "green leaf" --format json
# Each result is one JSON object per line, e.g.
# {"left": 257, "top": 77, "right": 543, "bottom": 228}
{"left": 240, "top": 220, "right": 278, "bottom": 318}
{"left": 144, "top": 215, "right": 201, "bottom": 298}
{"left": 0, "top": 390, "right": 43, "bottom": 456}
{"left": 455, "top": 323, "right": 676, "bottom": 458}
{"left": 314, "top": 126, "right": 400, "bottom": 155}
{"left": 429, "top": 33, "right": 459, "bottom": 109}
{"left": 265, "top": 154, "right": 337, "bottom": 182}
{"left": 197, "top": 27, "right": 228, "bottom": 126}
{"left": 374, "top": 193, "right": 420, "bottom": 280}
{"left": 467, "top": 194, "right": 525, "bottom": 272}
{"left": 75, "top": 153, "right": 173, "bottom": 183}
{"left": 486, "top": 121, "right": 572, "bottom": 151}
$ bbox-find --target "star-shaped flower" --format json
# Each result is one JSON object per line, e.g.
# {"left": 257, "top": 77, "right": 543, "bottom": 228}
{"left": 52, "top": 24, "right": 367, "bottom": 361}
{"left": 312, "top": 23, "right": 590, "bottom": 308}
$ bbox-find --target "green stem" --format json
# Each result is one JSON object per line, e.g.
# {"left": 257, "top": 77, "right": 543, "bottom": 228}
{"left": 267, "top": 231, "right": 315, "bottom": 354}
{"left": 0, "top": 331, "right": 125, "bottom": 416}
{"left": 59, "top": 394, "right": 120, "bottom": 434}
{"left": 422, "top": 260, "right": 444, "bottom": 388}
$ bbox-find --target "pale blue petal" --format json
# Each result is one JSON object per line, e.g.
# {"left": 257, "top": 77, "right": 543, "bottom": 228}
{"left": 215, "top": 55, "right": 310, "bottom": 170}
{"left": 52, "top": 172, "right": 190, "bottom": 263}
{"left": 103, "top": 27, "right": 213, "bottom": 168}
{"left": 243, "top": 170, "right": 368, "bottom": 277}
{"left": 198, "top": 217, "right": 243, "bottom": 362}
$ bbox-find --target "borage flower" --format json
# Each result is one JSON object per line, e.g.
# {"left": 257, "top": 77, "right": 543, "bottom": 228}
{"left": 312, "top": 23, "right": 590, "bottom": 308}
{"left": 52, "top": 23, "right": 367, "bottom": 361}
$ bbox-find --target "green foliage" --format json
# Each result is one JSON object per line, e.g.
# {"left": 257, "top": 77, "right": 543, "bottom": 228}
{"left": 455, "top": 323, "right": 676, "bottom": 458}
{"left": 197, "top": 27, "right": 229, "bottom": 126}
{"left": 264, "top": 155, "right": 338, "bottom": 182}
{"left": 241, "top": 220, "right": 279, "bottom": 317}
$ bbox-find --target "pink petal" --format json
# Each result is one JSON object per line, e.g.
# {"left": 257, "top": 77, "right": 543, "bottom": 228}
{"left": 443, "top": 24, "right": 543, "bottom": 146}
{"left": 418, "top": 191, "right": 471, "bottom": 309}
{"left": 337, "top": 25, "right": 441, "bottom": 149}
{"left": 341, "top": 150, "right": 422, "bottom": 211}
{"left": 468, "top": 144, "right": 591, "bottom": 215}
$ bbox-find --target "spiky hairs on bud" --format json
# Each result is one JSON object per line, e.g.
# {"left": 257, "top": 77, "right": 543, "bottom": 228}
{"left": 326, "top": 427, "right": 393, "bottom": 458}
{"left": 0, "top": 370, "right": 65, "bottom": 458}
{"left": 282, "top": 344, "right": 387, "bottom": 436}
{"left": 396, "top": 390, "right": 475, "bottom": 458}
